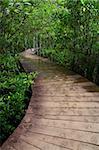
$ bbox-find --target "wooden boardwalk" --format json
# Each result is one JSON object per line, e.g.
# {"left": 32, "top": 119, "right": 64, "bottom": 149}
{"left": 1, "top": 50, "right": 99, "bottom": 150}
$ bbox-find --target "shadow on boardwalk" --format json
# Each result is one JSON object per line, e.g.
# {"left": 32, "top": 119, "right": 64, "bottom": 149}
{"left": 1, "top": 50, "right": 99, "bottom": 150}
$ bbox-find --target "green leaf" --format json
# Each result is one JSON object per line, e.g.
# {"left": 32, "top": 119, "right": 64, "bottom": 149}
{"left": 80, "top": 0, "right": 84, "bottom": 5}
{"left": 24, "top": 2, "right": 31, "bottom": 6}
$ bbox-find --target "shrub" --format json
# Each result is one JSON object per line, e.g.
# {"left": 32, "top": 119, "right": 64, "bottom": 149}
{"left": 0, "top": 54, "right": 37, "bottom": 144}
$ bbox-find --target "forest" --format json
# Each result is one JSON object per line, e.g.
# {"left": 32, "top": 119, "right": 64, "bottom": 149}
{"left": 0, "top": 0, "right": 99, "bottom": 145}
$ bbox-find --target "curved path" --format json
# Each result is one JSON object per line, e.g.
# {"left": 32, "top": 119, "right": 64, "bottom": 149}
{"left": 1, "top": 50, "right": 99, "bottom": 150}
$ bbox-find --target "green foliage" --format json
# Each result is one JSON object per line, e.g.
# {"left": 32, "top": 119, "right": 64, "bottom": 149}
{"left": 0, "top": 54, "right": 37, "bottom": 143}
{"left": 40, "top": 48, "right": 73, "bottom": 67}
{"left": 0, "top": 0, "right": 37, "bottom": 53}
{"left": 39, "top": 0, "right": 99, "bottom": 84}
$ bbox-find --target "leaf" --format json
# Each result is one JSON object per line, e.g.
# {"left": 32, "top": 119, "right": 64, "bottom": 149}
{"left": 15, "top": 3, "right": 20, "bottom": 7}
{"left": 24, "top": 2, "right": 31, "bottom": 6}
{"left": 80, "top": 0, "right": 84, "bottom": 5}
{"left": 0, "top": 12, "right": 3, "bottom": 17}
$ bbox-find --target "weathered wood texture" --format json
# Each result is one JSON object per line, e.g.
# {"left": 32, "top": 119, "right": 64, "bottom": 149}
{"left": 1, "top": 50, "right": 99, "bottom": 150}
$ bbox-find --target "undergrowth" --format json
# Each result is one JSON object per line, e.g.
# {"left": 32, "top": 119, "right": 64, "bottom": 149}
{"left": 0, "top": 54, "right": 37, "bottom": 144}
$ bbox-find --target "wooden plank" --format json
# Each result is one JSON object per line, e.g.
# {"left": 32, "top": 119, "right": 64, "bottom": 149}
{"left": 31, "top": 96, "right": 99, "bottom": 102}
{"left": 31, "top": 118, "right": 99, "bottom": 133}
{"left": 32, "top": 92, "right": 99, "bottom": 97}
{"left": 30, "top": 101, "right": 99, "bottom": 108}
{"left": 29, "top": 107, "right": 99, "bottom": 116}
{"left": 14, "top": 140, "right": 41, "bottom": 150}
{"left": 21, "top": 136, "right": 68, "bottom": 150}
{"left": 21, "top": 132, "right": 99, "bottom": 150}
{"left": 31, "top": 114, "right": 99, "bottom": 123}
{"left": 29, "top": 124, "right": 99, "bottom": 145}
